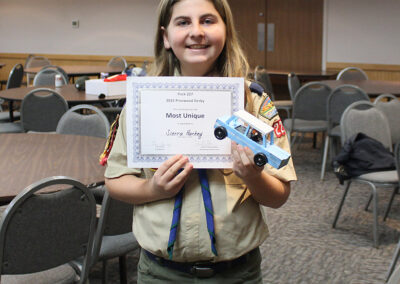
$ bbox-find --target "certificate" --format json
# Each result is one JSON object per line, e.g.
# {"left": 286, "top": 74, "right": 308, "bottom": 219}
{"left": 126, "top": 76, "right": 244, "bottom": 168}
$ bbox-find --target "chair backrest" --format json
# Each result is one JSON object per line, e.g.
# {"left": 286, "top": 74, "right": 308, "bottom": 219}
{"left": 24, "top": 54, "right": 35, "bottom": 68}
{"left": 326, "top": 84, "right": 370, "bottom": 131}
{"left": 56, "top": 104, "right": 110, "bottom": 138}
{"left": 25, "top": 56, "right": 51, "bottom": 85}
{"left": 340, "top": 101, "right": 392, "bottom": 149}
{"left": 6, "top": 63, "right": 24, "bottom": 89}
{"left": 25, "top": 55, "right": 51, "bottom": 69}
{"left": 287, "top": 72, "right": 301, "bottom": 101}
{"left": 0, "top": 176, "right": 96, "bottom": 284}
{"left": 374, "top": 94, "right": 400, "bottom": 145}
{"left": 254, "top": 66, "right": 275, "bottom": 100}
{"left": 292, "top": 81, "right": 331, "bottom": 121}
{"left": 21, "top": 88, "right": 69, "bottom": 132}
{"left": 107, "top": 56, "right": 128, "bottom": 69}
{"left": 336, "top": 67, "right": 368, "bottom": 80}
{"left": 91, "top": 190, "right": 134, "bottom": 264}
{"left": 33, "top": 67, "right": 68, "bottom": 87}
{"left": 41, "top": 65, "right": 69, "bottom": 82}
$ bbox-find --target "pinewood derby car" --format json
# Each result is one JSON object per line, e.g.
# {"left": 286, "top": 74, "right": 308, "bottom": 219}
{"left": 214, "top": 110, "right": 290, "bottom": 168}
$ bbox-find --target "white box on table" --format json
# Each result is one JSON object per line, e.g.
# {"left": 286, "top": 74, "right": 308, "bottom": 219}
{"left": 85, "top": 79, "right": 126, "bottom": 96}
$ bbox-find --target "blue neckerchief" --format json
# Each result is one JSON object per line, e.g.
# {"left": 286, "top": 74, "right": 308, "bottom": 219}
{"left": 167, "top": 169, "right": 218, "bottom": 259}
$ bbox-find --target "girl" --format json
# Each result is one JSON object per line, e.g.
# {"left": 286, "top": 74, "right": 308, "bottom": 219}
{"left": 105, "top": 0, "right": 297, "bottom": 282}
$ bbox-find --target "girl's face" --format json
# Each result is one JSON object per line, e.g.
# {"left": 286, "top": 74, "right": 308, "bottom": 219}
{"left": 162, "top": 0, "right": 226, "bottom": 76}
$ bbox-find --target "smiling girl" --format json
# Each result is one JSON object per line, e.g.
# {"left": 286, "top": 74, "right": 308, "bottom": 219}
{"left": 105, "top": 0, "right": 296, "bottom": 282}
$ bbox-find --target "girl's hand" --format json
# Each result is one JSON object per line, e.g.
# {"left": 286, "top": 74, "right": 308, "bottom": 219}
{"left": 149, "top": 154, "right": 193, "bottom": 199}
{"left": 231, "top": 142, "right": 263, "bottom": 181}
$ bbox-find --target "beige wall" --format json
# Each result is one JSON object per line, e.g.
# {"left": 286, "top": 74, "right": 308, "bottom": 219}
{"left": 1, "top": 0, "right": 400, "bottom": 82}
{"left": 0, "top": 0, "right": 159, "bottom": 56}
{"left": 324, "top": 0, "right": 400, "bottom": 65}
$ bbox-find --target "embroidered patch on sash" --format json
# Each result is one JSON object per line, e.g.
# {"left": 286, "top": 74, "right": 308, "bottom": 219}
{"left": 259, "top": 96, "right": 278, "bottom": 120}
{"left": 99, "top": 114, "right": 119, "bottom": 166}
{"left": 273, "top": 119, "right": 286, "bottom": 138}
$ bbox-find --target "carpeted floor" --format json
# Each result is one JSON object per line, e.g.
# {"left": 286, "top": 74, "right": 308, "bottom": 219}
{"left": 89, "top": 139, "right": 400, "bottom": 283}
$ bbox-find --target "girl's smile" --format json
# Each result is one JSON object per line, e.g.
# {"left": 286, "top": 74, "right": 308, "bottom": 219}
{"left": 162, "top": 0, "right": 226, "bottom": 76}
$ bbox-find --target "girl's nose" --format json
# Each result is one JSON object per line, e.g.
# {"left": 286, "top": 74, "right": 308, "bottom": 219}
{"left": 190, "top": 22, "right": 205, "bottom": 38}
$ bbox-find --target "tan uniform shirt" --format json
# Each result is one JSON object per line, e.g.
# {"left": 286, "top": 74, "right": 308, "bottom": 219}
{"left": 105, "top": 83, "right": 297, "bottom": 262}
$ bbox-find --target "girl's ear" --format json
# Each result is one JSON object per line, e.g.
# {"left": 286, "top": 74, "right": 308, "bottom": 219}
{"left": 161, "top": 26, "right": 171, "bottom": 50}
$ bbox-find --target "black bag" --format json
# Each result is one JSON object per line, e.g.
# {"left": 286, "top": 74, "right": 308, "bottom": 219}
{"left": 332, "top": 132, "right": 395, "bottom": 184}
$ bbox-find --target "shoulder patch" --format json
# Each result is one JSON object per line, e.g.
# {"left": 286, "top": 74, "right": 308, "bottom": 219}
{"left": 259, "top": 95, "right": 278, "bottom": 120}
{"left": 249, "top": 82, "right": 264, "bottom": 96}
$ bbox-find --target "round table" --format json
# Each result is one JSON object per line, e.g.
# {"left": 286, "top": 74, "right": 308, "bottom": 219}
{"left": 0, "top": 84, "right": 125, "bottom": 121}
{"left": 319, "top": 80, "right": 400, "bottom": 97}
{"left": 25, "top": 65, "right": 124, "bottom": 78}
{"left": 0, "top": 133, "right": 106, "bottom": 202}
{"left": 267, "top": 69, "right": 337, "bottom": 81}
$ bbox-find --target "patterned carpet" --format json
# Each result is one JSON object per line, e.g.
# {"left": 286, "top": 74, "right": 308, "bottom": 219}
{"left": 89, "top": 139, "right": 400, "bottom": 283}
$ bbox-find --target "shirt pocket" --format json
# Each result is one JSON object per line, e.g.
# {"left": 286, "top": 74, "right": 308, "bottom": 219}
{"left": 220, "top": 170, "right": 249, "bottom": 212}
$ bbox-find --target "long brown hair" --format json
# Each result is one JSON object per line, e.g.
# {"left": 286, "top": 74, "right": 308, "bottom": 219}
{"left": 150, "top": 0, "right": 253, "bottom": 110}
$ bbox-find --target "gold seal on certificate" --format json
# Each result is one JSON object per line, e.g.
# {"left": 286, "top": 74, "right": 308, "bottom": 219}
{"left": 126, "top": 76, "right": 244, "bottom": 168}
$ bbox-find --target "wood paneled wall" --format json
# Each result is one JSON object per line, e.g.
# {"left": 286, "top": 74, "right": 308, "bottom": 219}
{"left": 1, "top": 53, "right": 399, "bottom": 86}
{"left": 0, "top": 53, "right": 153, "bottom": 86}
{"left": 326, "top": 62, "right": 400, "bottom": 81}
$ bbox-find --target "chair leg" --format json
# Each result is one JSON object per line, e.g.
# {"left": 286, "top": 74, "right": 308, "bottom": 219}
{"left": 289, "top": 132, "right": 299, "bottom": 148}
{"left": 294, "top": 133, "right": 305, "bottom": 150}
{"left": 384, "top": 186, "right": 399, "bottom": 221}
{"left": 369, "top": 183, "right": 379, "bottom": 248}
{"left": 333, "top": 181, "right": 351, "bottom": 228}
{"left": 312, "top": 132, "right": 317, "bottom": 148}
{"left": 119, "top": 255, "right": 128, "bottom": 284}
{"left": 386, "top": 238, "right": 400, "bottom": 282}
{"left": 102, "top": 260, "right": 108, "bottom": 284}
{"left": 365, "top": 193, "right": 373, "bottom": 211}
{"left": 321, "top": 135, "right": 329, "bottom": 180}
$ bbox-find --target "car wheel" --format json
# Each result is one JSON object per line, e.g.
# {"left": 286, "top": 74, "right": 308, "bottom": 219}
{"left": 214, "top": 126, "right": 227, "bottom": 140}
{"left": 254, "top": 153, "right": 267, "bottom": 167}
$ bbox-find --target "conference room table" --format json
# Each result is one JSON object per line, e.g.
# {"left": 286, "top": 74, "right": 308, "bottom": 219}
{"left": 25, "top": 65, "right": 124, "bottom": 82}
{"left": 319, "top": 79, "right": 400, "bottom": 97}
{"left": 267, "top": 69, "right": 337, "bottom": 81}
{"left": 0, "top": 133, "right": 106, "bottom": 202}
{"left": 264, "top": 69, "right": 337, "bottom": 100}
{"left": 0, "top": 84, "right": 125, "bottom": 121}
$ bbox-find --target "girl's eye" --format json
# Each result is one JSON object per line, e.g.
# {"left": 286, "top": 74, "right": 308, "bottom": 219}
{"left": 176, "top": 19, "right": 189, "bottom": 26}
{"left": 203, "top": 17, "right": 215, "bottom": 25}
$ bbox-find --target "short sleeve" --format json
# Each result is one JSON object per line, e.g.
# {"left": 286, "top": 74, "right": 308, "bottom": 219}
{"left": 250, "top": 86, "right": 297, "bottom": 182}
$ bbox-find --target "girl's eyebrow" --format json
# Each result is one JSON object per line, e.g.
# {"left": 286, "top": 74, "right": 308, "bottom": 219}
{"left": 172, "top": 13, "right": 219, "bottom": 22}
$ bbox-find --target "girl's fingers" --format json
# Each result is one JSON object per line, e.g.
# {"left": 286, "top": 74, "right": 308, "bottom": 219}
{"left": 238, "top": 146, "right": 252, "bottom": 166}
{"left": 169, "top": 161, "right": 193, "bottom": 189}
{"left": 163, "top": 155, "right": 190, "bottom": 181}
{"left": 232, "top": 142, "right": 253, "bottom": 166}
{"left": 156, "top": 154, "right": 183, "bottom": 176}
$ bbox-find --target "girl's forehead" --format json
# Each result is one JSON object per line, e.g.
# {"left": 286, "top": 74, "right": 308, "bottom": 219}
{"left": 170, "top": 0, "right": 220, "bottom": 17}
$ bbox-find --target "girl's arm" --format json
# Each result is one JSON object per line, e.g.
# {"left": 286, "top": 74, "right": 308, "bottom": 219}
{"left": 231, "top": 142, "right": 290, "bottom": 208}
{"left": 105, "top": 154, "right": 193, "bottom": 204}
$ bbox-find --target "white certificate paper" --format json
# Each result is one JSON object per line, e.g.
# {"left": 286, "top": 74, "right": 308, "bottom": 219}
{"left": 126, "top": 76, "right": 244, "bottom": 168}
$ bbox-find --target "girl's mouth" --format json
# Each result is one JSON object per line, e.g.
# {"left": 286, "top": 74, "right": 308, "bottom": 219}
{"left": 187, "top": 44, "right": 209, "bottom": 49}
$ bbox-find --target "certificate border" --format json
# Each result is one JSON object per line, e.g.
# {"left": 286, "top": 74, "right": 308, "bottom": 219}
{"left": 127, "top": 77, "right": 244, "bottom": 168}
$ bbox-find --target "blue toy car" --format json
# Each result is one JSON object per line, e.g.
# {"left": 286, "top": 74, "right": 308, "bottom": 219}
{"left": 214, "top": 110, "right": 290, "bottom": 169}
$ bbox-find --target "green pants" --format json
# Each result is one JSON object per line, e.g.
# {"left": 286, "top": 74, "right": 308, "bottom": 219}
{"left": 137, "top": 248, "right": 263, "bottom": 284}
